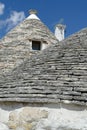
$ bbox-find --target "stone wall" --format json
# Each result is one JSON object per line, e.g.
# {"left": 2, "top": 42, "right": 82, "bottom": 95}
{"left": 0, "top": 102, "right": 87, "bottom": 130}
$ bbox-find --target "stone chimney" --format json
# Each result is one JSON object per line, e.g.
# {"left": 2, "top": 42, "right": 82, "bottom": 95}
{"left": 55, "top": 24, "right": 66, "bottom": 41}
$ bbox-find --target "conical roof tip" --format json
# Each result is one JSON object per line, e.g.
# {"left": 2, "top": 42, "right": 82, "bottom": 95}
{"left": 27, "top": 9, "right": 40, "bottom": 20}
{"left": 29, "top": 9, "right": 38, "bottom": 15}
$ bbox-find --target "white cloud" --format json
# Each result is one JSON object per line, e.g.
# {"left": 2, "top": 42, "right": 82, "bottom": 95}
{"left": 6, "top": 11, "right": 25, "bottom": 31}
{"left": 0, "top": 11, "right": 25, "bottom": 31}
{"left": 0, "top": 2, "right": 5, "bottom": 15}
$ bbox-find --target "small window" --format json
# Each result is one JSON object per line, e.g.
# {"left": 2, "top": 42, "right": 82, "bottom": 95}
{"left": 32, "top": 41, "right": 41, "bottom": 50}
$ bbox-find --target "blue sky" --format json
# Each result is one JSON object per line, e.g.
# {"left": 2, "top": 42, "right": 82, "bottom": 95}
{"left": 0, "top": 0, "right": 87, "bottom": 39}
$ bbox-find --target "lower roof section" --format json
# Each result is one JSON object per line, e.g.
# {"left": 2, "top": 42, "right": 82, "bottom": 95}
{"left": 1, "top": 27, "right": 87, "bottom": 105}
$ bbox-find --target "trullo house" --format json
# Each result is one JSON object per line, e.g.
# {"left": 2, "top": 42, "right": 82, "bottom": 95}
{"left": 0, "top": 9, "right": 87, "bottom": 130}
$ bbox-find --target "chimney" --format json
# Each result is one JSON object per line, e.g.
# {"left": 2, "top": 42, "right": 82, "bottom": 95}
{"left": 55, "top": 24, "right": 66, "bottom": 41}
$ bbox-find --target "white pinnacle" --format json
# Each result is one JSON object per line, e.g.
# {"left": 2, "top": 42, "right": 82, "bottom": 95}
{"left": 27, "top": 9, "right": 40, "bottom": 20}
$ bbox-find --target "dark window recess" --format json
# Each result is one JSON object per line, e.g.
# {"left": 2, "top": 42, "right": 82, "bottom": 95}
{"left": 32, "top": 41, "right": 41, "bottom": 50}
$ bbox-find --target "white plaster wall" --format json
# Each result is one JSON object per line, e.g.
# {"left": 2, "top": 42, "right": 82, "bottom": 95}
{"left": 0, "top": 102, "right": 87, "bottom": 130}
{"left": 0, "top": 103, "right": 23, "bottom": 123}
{"left": 41, "top": 42, "right": 48, "bottom": 50}
{"left": 55, "top": 27, "right": 65, "bottom": 41}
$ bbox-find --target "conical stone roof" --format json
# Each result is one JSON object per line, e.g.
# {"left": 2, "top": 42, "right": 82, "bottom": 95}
{"left": 0, "top": 10, "right": 58, "bottom": 74}
{"left": 1, "top": 27, "right": 87, "bottom": 105}
{"left": 1, "top": 10, "right": 57, "bottom": 44}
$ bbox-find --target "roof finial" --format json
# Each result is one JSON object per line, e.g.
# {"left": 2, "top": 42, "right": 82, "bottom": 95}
{"left": 29, "top": 9, "right": 37, "bottom": 15}
{"left": 27, "top": 9, "right": 40, "bottom": 20}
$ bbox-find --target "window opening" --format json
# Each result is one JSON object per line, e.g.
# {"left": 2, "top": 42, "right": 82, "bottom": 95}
{"left": 32, "top": 41, "right": 41, "bottom": 50}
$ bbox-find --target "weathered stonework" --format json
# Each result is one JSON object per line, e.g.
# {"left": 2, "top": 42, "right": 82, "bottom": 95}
{"left": 0, "top": 17, "right": 58, "bottom": 75}
{"left": 1, "top": 28, "right": 87, "bottom": 106}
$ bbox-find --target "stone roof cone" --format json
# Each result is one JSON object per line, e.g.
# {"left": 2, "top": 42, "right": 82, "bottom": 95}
{"left": 0, "top": 9, "right": 58, "bottom": 75}
{"left": 0, "top": 9, "right": 57, "bottom": 43}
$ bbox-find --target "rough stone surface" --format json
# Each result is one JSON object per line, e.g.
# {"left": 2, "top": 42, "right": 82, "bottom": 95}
{"left": 1, "top": 28, "right": 87, "bottom": 105}
{"left": 0, "top": 18, "right": 58, "bottom": 74}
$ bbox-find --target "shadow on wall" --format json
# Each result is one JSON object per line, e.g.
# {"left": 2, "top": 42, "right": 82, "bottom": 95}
{"left": 0, "top": 102, "right": 86, "bottom": 111}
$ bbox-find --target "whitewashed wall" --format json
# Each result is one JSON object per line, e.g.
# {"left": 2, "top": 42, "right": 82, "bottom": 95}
{"left": 0, "top": 102, "right": 87, "bottom": 130}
